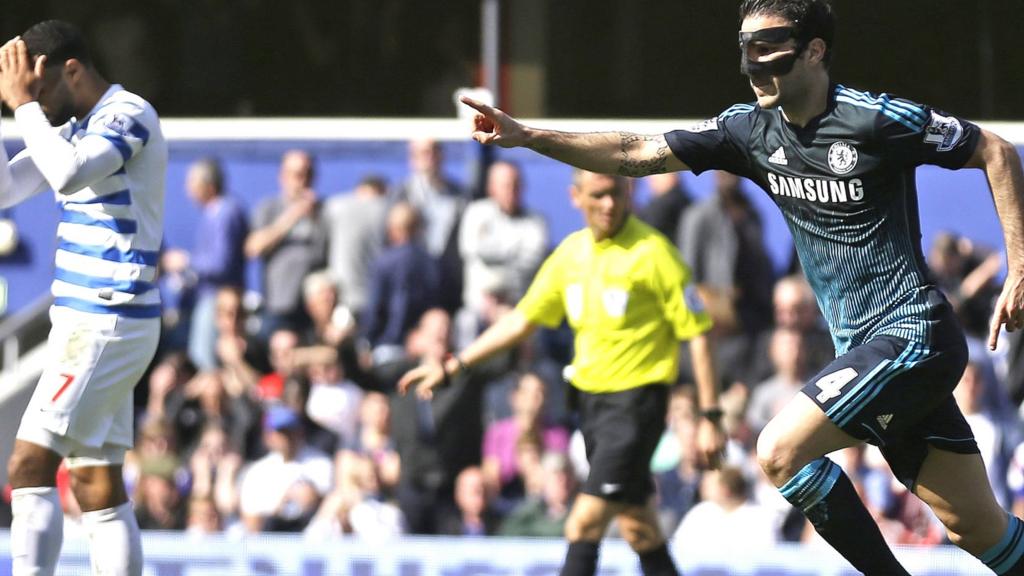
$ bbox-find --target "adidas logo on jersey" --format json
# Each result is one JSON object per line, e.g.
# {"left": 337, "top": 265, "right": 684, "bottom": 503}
{"left": 876, "top": 413, "right": 894, "bottom": 430}
{"left": 768, "top": 146, "right": 789, "bottom": 166}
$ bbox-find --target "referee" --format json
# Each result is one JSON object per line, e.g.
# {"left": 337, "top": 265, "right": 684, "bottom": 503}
{"left": 399, "top": 169, "right": 725, "bottom": 576}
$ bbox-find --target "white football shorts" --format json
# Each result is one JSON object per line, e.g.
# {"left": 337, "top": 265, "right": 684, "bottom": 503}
{"left": 16, "top": 305, "right": 159, "bottom": 466}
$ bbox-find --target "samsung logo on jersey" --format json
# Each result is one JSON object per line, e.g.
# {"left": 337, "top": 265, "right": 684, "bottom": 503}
{"left": 767, "top": 173, "right": 864, "bottom": 203}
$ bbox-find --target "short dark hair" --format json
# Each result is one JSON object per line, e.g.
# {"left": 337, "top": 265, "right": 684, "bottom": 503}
{"left": 22, "top": 20, "right": 92, "bottom": 67}
{"left": 739, "top": 0, "right": 835, "bottom": 66}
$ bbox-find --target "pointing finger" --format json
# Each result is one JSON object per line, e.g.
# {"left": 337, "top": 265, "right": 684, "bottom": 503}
{"left": 460, "top": 95, "right": 497, "bottom": 117}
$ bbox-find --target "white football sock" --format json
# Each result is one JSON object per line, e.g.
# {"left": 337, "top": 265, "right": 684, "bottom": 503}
{"left": 11, "top": 486, "right": 64, "bottom": 576}
{"left": 80, "top": 502, "right": 142, "bottom": 576}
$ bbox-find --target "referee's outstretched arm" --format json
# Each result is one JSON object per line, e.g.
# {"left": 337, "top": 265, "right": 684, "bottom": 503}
{"left": 398, "top": 309, "right": 535, "bottom": 399}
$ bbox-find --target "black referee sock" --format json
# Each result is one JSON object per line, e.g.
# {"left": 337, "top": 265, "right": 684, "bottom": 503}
{"left": 638, "top": 542, "right": 680, "bottom": 576}
{"left": 780, "top": 458, "right": 909, "bottom": 576}
{"left": 560, "top": 541, "right": 600, "bottom": 576}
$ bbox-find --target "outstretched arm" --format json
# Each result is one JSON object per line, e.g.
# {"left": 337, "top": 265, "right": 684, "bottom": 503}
{"left": 460, "top": 96, "right": 690, "bottom": 177}
{"left": 397, "top": 309, "right": 536, "bottom": 399}
{"left": 964, "top": 129, "right": 1024, "bottom": 349}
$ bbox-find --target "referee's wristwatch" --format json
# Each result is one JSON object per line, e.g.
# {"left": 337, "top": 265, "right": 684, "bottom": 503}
{"left": 442, "top": 353, "right": 469, "bottom": 379}
{"left": 700, "top": 407, "right": 724, "bottom": 423}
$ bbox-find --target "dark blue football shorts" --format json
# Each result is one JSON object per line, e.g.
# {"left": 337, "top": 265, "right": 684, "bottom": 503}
{"left": 800, "top": 304, "right": 978, "bottom": 489}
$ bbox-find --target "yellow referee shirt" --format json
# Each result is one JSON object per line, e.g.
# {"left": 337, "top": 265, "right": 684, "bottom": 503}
{"left": 516, "top": 215, "right": 712, "bottom": 393}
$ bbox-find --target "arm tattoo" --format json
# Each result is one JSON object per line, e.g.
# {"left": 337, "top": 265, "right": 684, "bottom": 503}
{"left": 617, "top": 132, "right": 669, "bottom": 177}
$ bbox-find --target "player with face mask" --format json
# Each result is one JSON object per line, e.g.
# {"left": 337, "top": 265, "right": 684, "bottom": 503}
{"left": 450, "top": 0, "right": 1024, "bottom": 573}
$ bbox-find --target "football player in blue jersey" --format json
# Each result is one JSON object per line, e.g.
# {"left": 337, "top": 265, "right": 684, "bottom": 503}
{"left": 456, "top": 0, "right": 1024, "bottom": 573}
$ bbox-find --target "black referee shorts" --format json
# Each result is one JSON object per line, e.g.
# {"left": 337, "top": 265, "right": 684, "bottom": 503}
{"left": 577, "top": 383, "right": 668, "bottom": 505}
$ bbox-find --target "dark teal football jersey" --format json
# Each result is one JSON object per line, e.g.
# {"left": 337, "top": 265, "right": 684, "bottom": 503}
{"left": 666, "top": 84, "right": 981, "bottom": 354}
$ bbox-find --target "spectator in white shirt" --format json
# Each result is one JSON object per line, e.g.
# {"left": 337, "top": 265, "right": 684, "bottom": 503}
{"left": 237, "top": 405, "right": 333, "bottom": 533}
{"left": 673, "top": 466, "right": 778, "bottom": 552}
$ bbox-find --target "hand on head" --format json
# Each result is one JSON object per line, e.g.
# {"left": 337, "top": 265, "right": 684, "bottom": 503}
{"left": 0, "top": 37, "right": 45, "bottom": 110}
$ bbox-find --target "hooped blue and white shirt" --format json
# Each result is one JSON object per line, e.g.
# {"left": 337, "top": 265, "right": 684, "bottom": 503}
{"left": 0, "top": 84, "right": 167, "bottom": 318}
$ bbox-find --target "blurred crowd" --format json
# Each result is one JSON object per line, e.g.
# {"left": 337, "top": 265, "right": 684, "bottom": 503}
{"left": 5, "top": 140, "right": 1024, "bottom": 549}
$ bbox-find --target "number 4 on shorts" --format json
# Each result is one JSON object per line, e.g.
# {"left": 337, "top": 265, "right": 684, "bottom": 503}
{"left": 814, "top": 367, "right": 858, "bottom": 403}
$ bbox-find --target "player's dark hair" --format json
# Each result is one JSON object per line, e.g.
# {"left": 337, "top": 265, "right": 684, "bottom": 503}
{"left": 739, "top": 0, "right": 835, "bottom": 67}
{"left": 22, "top": 20, "right": 92, "bottom": 67}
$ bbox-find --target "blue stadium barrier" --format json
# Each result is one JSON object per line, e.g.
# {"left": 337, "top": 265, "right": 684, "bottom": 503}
{"left": 0, "top": 531, "right": 995, "bottom": 575}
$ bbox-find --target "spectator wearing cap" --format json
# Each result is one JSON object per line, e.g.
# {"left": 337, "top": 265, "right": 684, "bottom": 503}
{"left": 237, "top": 405, "right": 333, "bottom": 533}
{"left": 133, "top": 456, "right": 186, "bottom": 530}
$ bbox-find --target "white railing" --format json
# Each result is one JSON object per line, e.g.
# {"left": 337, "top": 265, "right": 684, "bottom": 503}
{"left": 2, "top": 117, "right": 1022, "bottom": 144}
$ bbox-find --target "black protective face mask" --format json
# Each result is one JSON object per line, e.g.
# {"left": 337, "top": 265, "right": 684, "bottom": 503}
{"left": 738, "top": 26, "right": 806, "bottom": 79}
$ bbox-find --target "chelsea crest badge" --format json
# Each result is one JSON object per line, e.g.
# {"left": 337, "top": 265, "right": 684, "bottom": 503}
{"left": 827, "top": 141, "right": 858, "bottom": 174}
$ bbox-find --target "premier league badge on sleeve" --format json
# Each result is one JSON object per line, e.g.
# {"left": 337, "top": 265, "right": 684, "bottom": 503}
{"left": 99, "top": 113, "right": 132, "bottom": 137}
{"left": 923, "top": 112, "right": 963, "bottom": 152}
{"left": 684, "top": 284, "right": 706, "bottom": 313}
{"left": 827, "top": 141, "right": 858, "bottom": 174}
